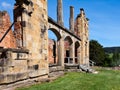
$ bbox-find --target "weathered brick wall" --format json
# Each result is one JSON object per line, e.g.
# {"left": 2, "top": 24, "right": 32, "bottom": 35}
{"left": 0, "top": 11, "right": 16, "bottom": 48}
{"left": 48, "top": 39, "right": 58, "bottom": 64}
{"left": 48, "top": 39, "right": 70, "bottom": 64}
{"left": 48, "top": 39, "right": 56, "bottom": 64}
{"left": 64, "top": 41, "right": 70, "bottom": 57}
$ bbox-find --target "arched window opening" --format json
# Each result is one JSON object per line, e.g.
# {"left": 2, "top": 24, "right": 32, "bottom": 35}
{"left": 48, "top": 29, "right": 61, "bottom": 65}
{"left": 64, "top": 36, "right": 73, "bottom": 64}
{"left": 75, "top": 41, "right": 80, "bottom": 64}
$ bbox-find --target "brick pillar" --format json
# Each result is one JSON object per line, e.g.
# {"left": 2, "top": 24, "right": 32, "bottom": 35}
{"left": 57, "top": 0, "right": 64, "bottom": 26}
{"left": 14, "top": 5, "right": 23, "bottom": 48}
{"left": 69, "top": 6, "right": 74, "bottom": 32}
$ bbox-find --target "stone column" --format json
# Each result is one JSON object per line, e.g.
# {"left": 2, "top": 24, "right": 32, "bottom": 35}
{"left": 57, "top": 0, "right": 63, "bottom": 26}
{"left": 21, "top": 9, "right": 27, "bottom": 48}
{"left": 82, "top": 42, "right": 86, "bottom": 65}
{"left": 80, "top": 8, "right": 85, "bottom": 65}
{"left": 85, "top": 43, "right": 87, "bottom": 64}
{"left": 86, "top": 41, "right": 89, "bottom": 66}
{"left": 86, "top": 19, "right": 89, "bottom": 66}
{"left": 58, "top": 37, "right": 64, "bottom": 67}
{"left": 70, "top": 42, "right": 75, "bottom": 64}
{"left": 69, "top": 6, "right": 74, "bottom": 32}
{"left": 6, "top": 50, "right": 12, "bottom": 66}
{"left": 77, "top": 46, "right": 81, "bottom": 65}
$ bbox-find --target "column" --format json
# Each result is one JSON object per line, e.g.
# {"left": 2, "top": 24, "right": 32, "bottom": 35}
{"left": 70, "top": 43, "right": 75, "bottom": 64}
{"left": 77, "top": 46, "right": 81, "bottom": 65}
{"left": 58, "top": 37, "right": 64, "bottom": 67}
{"left": 69, "top": 6, "right": 74, "bottom": 32}
{"left": 57, "top": 0, "right": 64, "bottom": 26}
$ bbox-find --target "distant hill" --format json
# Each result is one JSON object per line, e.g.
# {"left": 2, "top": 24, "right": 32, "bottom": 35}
{"left": 104, "top": 47, "right": 120, "bottom": 53}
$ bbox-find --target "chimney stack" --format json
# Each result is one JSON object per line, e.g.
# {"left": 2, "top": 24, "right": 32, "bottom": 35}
{"left": 69, "top": 6, "right": 74, "bottom": 32}
{"left": 57, "top": 0, "right": 63, "bottom": 26}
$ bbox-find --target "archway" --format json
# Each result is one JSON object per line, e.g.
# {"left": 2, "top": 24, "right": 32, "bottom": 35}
{"left": 48, "top": 28, "right": 61, "bottom": 65}
{"left": 75, "top": 41, "right": 80, "bottom": 64}
{"left": 64, "top": 36, "right": 73, "bottom": 64}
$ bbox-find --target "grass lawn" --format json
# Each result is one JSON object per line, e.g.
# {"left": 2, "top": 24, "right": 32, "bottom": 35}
{"left": 17, "top": 68, "right": 120, "bottom": 90}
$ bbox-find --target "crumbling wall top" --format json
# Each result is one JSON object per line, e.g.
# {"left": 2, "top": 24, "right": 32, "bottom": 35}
{"left": 0, "top": 11, "right": 7, "bottom": 17}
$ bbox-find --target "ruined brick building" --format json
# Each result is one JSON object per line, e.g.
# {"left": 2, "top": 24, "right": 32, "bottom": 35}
{"left": 0, "top": 0, "right": 90, "bottom": 89}
{"left": 0, "top": 11, "right": 16, "bottom": 48}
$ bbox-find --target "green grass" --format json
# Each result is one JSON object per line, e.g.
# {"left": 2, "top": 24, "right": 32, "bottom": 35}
{"left": 17, "top": 68, "right": 120, "bottom": 90}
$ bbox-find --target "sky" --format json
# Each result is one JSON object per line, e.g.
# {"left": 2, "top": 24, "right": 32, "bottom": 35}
{"left": 0, "top": 0, "right": 120, "bottom": 47}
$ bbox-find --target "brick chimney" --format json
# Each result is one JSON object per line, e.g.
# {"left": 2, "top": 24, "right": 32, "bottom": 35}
{"left": 69, "top": 6, "right": 74, "bottom": 32}
{"left": 57, "top": 0, "right": 64, "bottom": 26}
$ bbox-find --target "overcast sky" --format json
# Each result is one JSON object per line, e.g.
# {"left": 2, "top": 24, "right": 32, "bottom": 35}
{"left": 0, "top": 0, "right": 120, "bottom": 47}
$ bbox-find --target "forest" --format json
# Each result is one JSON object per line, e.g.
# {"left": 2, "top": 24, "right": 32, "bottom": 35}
{"left": 90, "top": 40, "right": 120, "bottom": 67}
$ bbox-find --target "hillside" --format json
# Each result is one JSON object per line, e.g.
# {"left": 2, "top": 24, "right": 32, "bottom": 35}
{"left": 104, "top": 47, "right": 120, "bottom": 53}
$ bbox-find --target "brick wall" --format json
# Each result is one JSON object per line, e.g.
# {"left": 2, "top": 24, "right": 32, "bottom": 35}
{"left": 48, "top": 39, "right": 70, "bottom": 64}
{"left": 48, "top": 39, "right": 58, "bottom": 64}
{"left": 0, "top": 11, "right": 16, "bottom": 48}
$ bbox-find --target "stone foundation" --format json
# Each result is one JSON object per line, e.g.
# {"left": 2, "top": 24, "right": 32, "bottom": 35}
{"left": 49, "top": 65, "right": 64, "bottom": 77}
{"left": 0, "top": 48, "right": 48, "bottom": 85}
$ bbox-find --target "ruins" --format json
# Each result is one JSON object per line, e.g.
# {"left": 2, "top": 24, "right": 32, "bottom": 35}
{"left": 0, "top": 0, "right": 90, "bottom": 89}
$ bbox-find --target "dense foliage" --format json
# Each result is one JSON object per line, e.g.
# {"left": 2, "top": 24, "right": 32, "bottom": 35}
{"left": 89, "top": 40, "right": 105, "bottom": 65}
{"left": 90, "top": 40, "right": 120, "bottom": 67}
{"left": 103, "top": 47, "right": 120, "bottom": 67}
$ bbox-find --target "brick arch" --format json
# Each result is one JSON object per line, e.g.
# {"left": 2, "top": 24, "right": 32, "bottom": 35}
{"left": 48, "top": 28, "right": 61, "bottom": 41}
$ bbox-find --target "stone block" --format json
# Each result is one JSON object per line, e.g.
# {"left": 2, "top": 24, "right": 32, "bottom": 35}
{"left": 29, "top": 69, "right": 48, "bottom": 78}
{"left": 0, "top": 74, "right": 6, "bottom": 84}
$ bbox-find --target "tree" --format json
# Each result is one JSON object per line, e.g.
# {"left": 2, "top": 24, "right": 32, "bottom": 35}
{"left": 89, "top": 40, "right": 105, "bottom": 65}
{"left": 112, "top": 49, "right": 120, "bottom": 66}
{"left": 103, "top": 53, "right": 113, "bottom": 67}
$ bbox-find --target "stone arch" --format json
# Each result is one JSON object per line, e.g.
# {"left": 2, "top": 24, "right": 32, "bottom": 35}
{"left": 64, "top": 36, "right": 73, "bottom": 45}
{"left": 48, "top": 28, "right": 61, "bottom": 41}
{"left": 48, "top": 28, "right": 62, "bottom": 65}
{"left": 64, "top": 36, "right": 73, "bottom": 63}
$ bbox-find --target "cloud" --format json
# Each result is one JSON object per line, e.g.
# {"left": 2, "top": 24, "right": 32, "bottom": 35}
{"left": 1, "top": 2, "right": 12, "bottom": 8}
